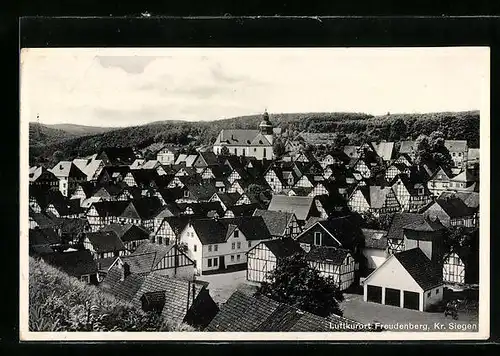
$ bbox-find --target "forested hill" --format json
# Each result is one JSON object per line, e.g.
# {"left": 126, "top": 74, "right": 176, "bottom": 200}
{"left": 29, "top": 110, "right": 480, "bottom": 166}
{"left": 29, "top": 123, "right": 119, "bottom": 147}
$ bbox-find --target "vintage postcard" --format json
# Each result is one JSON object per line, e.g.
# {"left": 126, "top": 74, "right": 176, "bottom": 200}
{"left": 20, "top": 47, "right": 490, "bottom": 341}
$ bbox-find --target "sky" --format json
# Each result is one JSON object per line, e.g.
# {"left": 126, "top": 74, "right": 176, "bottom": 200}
{"left": 20, "top": 47, "right": 489, "bottom": 128}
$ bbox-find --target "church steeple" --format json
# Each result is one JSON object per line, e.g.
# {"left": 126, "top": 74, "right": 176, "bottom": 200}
{"left": 259, "top": 109, "right": 274, "bottom": 136}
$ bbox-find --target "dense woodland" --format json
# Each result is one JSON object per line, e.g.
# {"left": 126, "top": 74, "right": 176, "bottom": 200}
{"left": 29, "top": 111, "right": 480, "bottom": 167}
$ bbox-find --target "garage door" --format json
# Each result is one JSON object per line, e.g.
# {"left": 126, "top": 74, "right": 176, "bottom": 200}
{"left": 385, "top": 288, "right": 401, "bottom": 307}
{"left": 403, "top": 291, "right": 420, "bottom": 310}
{"left": 367, "top": 285, "right": 382, "bottom": 303}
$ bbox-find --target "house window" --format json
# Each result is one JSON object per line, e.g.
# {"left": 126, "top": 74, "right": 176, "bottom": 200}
{"left": 213, "top": 258, "right": 218, "bottom": 266}
{"left": 242, "top": 149, "right": 246, "bottom": 156}
{"left": 248, "top": 241, "right": 252, "bottom": 248}
{"left": 254, "top": 148, "right": 257, "bottom": 152}
{"left": 427, "top": 292, "right": 431, "bottom": 298}
{"left": 234, "top": 148, "right": 237, "bottom": 155}
{"left": 234, "top": 230, "right": 239, "bottom": 238}
{"left": 270, "top": 177, "right": 274, "bottom": 182}
{"left": 231, "top": 255, "right": 235, "bottom": 262}
{"left": 208, "top": 245, "right": 212, "bottom": 252}
{"left": 237, "top": 254, "right": 241, "bottom": 261}
{"left": 232, "top": 242, "right": 235, "bottom": 250}
{"left": 194, "top": 245, "right": 197, "bottom": 252}
{"left": 263, "top": 148, "right": 267, "bottom": 158}
{"left": 208, "top": 258, "right": 212, "bottom": 267}
{"left": 214, "top": 245, "right": 218, "bottom": 252}
{"left": 435, "top": 289, "right": 439, "bottom": 295}
{"left": 452, "top": 152, "right": 456, "bottom": 157}
{"left": 237, "top": 242, "right": 241, "bottom": 249}
{"left": 314, "top": 232, "right": 322, "bottom": 246}
{"left": 458, "top": 152, "right": 462, "bottom": 156}
{"left": 184, "top": 190, "right": 190, "bottom": 198}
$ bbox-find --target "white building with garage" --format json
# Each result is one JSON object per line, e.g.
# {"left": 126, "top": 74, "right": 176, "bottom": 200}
{"left": 362, "top": 247, "right": 444, "bottom": 312}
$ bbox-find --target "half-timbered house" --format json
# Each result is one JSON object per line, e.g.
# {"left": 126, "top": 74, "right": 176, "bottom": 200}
{"left": 246, "top": 238, "right": 304, "bottom": 283}
{"left": 306, "top": 246, "right": 356, "bottom": 291}
{"left": 252, "top": 209, "right": 302, "bottom": 239}
{"left": 102, "top": 223, "right": 150, "bottom": 252}
{"left": 391, "top": 174, "right": 433, "bottom": 212}
{"left": 179, "top": 216, "right": 272, "bottom": 275}
{"left": 421, "top": 196, "right": 476, "bottom": 228}
{"left": 347, "top": 185, "right": 401, "bottom": 216}
{"left": 267, "top": 195, "right": 321, "bottom": 225}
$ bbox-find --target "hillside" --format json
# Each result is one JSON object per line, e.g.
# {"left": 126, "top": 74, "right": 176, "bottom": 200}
{"left": 29, "top": 123, "right": 119, "bottom": 147}
{"left": 29, "top": 257, "right": 193, "bottom": 331}
{"left": 29, "top": 111, "right": 480, "bottom": 167}
{"left": 48, "top": 123, "right": 120, "bottom": 136}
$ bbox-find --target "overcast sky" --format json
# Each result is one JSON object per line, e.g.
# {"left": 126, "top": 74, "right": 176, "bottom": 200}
{"left": 20, "top": 47, "right": 489, "bottom": 128}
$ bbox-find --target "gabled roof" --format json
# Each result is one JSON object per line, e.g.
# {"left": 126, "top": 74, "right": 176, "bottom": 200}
{"left": 306, "top": 246, "right": 350, "bottom": 264}
{"left": 212, "top": 192, "right": 240, "bottom": 208}
{"left": 252, "top": 209, "right": 296, "bottom": 237}
{"left": 102, "top": 223, "right": 150, "bottom": 242}
{"left": 90, "top": 200, "right": 130, "bottom": 217}
{"left": 131, "top": 272, "right": 209, "bottom": 325}
{"left": 399, "top": 140, "right": 416, "bottom": 154}
{"left": 403, "top": 217, "right": 445, "bottom": 233}
{"left": 445, "top": 140, "right": 467, "bottom": 152}
{"left": 354, "top": 186, "right": 398, "bottom": 209}
{"left": 455, "top": 191, "right": 480, "bottom": 209}
{"left": 118, "top": 253, "right": 157, "bottom": 274}
{"left": 361, "top": 228, "right": 388, "bottom": 249}
{"left": 313, "top": 215, "right": 365, "bottom": 249}
{"left": 50, "top": 161, "right": 87, "bottom": 179}
{"left": 267, "top": 195, "right": 317, "bottom": 221}
{"left": 215, "top": 129, "right": 271, "bottom": 146}
{"left": 258, "top": 238, "right": 304, "bottom": 258}
{"left": 197, "top": 151, "right": 219, "bottom": 166}
{"left": 98, "top": 147, "right": 136, "bottom": 165}
{"left": 99, "top": 266, "right": 148, "bottom": 302}
{"left": 41, "top": 250, "right": 98, "bottom": 277}
{"left": 133, "top": 242, "right": 193, "bottom": 269}
{"left": 393, "top": 248, "right": 443, "bottom": 291}
{"left": 185, "top": 181, "right": 218, "bottom": 201}
{"left": 29, "top": 211, "right": 57, "bottom": 229}
{"left": 225, "top": 203, "right": 259, "bottom": 217}
{"left": 370, "top": 141, "right": 395, "bottom": 161}
{"left": 206, "top": 290, "right": 364, "bottom": 332}
{"left": 189, "top": 216, "right": 272, "bottom": 245}
{"left": 451, "top": 170, "right": 476, "bottom": 182}
{"left": 29, "top": 227, "right": 61, "bottom": 246}
{"left": 122, "top": 197, "right": 164, "bottom": 220}
{"left": 85, "top": 231, "right": 126, "bottom": 252}
{"left": 432, "top": 197, "right": 474, "bottom": 218}
{"left": 386, "top": 213, "right": 426, "bottom": 241}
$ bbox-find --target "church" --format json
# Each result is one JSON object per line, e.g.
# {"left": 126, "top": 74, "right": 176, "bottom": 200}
{"left": 212, "top": 111, "right": 275, "bottom": 160}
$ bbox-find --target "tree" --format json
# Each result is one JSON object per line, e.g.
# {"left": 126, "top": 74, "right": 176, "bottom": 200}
{"left": 414, "top": 132, "right": 453, "bottom": 170}
{"left": 332, "top": 133, "right": 349, "bottom": 150}
{"left": 443, "top": 226, "right": 478, "bottom": 251}
{"left": 414, "top": 134, "right": 432, "bottom": 165}
{"left": 52, "top": 150, "right": 64, "bottom": 164}
{"left": 273, "top": 138, "right": 286, "bottom": 158}
{"left": 246, "top": 183, "right": 268, "bottom": 196}
{"left": 256, "top": 253, "right": 344, "bottom": 317}
{"left": 389, "top": 118, "right": 407, "bottom": 141}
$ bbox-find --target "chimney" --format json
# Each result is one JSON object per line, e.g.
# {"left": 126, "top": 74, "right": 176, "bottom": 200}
{"left": 121, "top": 262, "right": 131, "bottom": 281}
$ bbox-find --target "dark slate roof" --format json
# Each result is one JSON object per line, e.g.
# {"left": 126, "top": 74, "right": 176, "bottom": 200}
{"left": 206, "top": 290, "right": 364, "bottom": 332}
{"left": 177, "top": 201, "right": 225, "bottom": 218}
{"left": 30, "top": 244, "right": 55, "bottom": 256}
{"left": 123, "top": 197, "right": 164, "bottom": 220}
{"left": 434, "top": 196, "right": 474, "bottom": 218}
{"left": 91, "top": 200, "right": 130, "bottom": 217}
{"left": 259, "top": 238, "right": 305, "bottom": 258}
{"left": 386, "top": 213, "right": 426, "bottom": 241}
{"left": 162, "top": 216, "right": 191, "bottom": 236}
{"left": 213, "top": 192, "right": 240, "bottom": 208}
{"left": 29, "top": 212, "right": 57, "bottom": 229}
{"left": 267, "top": 195, "right": 317, "bottom": 221}
{"left": 305, "top": 246, "right": 350, "bottom": 264}
{"left": 99, "top": 147, "right": 136, "bottom": 165}
{"left": 133, "top": 242, "right": 193, "bottom": 269}
{"left": 119, "top": 253, "right": 157, "bottom": 274}
{"left": 253, "top": 209, "right": 295, "bottom": 237}
{"left": 225, "top": 203, "right": 259, "bottom": 217}
{"left": 131, "top": 272, "right": 208, "bottom": 325}
{"left": 102, "top": 223, "right": 150, "bottom": 242}
{"left": 314, "top": 215, "right": 365, "bottom": 250}
{"left": 361, "top": 228, "right": 388, "bottom": 249}
{"left": 186, "top": 181, "right": 218, "bottom": 201}
{"left": 99, "top": 266, "right": 148, "bottom": 302}
{"left": 85, "top": 231, "right": 126, "bottom": 252}
{"left": 41, "top": 250, "right": 98, "bottom": 277}
{"left": 393, "top": 248, "right": 443, "bottom": 291}
{"left": 403, "top": 218, "right": 446, "bottom": 233}
{"left": 190, "top": 216, "right": 272, "bottom": 245}
{"left": 29, "top": 228, "right": 61, "bottom": 246}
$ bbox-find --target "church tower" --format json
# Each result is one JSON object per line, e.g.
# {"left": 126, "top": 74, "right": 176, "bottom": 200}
{"left": 259, "top": 110, "right": 274, "bottom": 145}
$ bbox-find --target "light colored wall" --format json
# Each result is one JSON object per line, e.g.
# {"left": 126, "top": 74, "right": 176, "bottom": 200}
{"left": 365, "top": 257, "right": 422, "bottom": 293}
{"left": 362, "top": 248, "right": 388, "bottom": 269}
{"left": 213, "top": 144, "right": 273, "bottom": 160}
{"left": 423, "top": 285, "right": 444, "bottom": 311}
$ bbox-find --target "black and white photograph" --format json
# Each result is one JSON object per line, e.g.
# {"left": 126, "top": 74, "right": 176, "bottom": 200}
{"left": 20, "top": 47, "right": 490, "bottom": 340}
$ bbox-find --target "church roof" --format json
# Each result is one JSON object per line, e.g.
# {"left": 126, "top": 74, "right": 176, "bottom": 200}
{"left": 214, "top": 129, "right": 272, "bottom": 146}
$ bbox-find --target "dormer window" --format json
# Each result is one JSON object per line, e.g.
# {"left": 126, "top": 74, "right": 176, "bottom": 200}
{"left": 314, "top": 231, "right": 322, "bottom": 246}
{"left": 234, "top": 230, "right": 239, "bottom": 238}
